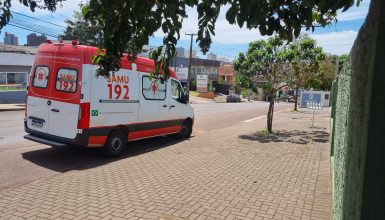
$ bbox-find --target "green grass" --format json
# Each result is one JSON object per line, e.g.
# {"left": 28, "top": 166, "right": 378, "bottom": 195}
{"left": 189, "top": 91, "right": 199, "bottom": 97}
{"left": 257, "top": 129, "right": 271, "bottom": 136}
{"left": 0, "top": 86, "right": 19, "bottom": 91}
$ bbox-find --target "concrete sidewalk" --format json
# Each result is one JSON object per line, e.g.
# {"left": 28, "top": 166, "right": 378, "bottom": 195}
{"left": 0, "top": 108, "right": 332, "bottom": 220}
{"left": 0, "top": 103, "right": 25, "bottom": 111}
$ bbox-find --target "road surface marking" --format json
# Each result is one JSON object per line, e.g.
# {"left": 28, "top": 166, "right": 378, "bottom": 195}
{"left": 243, "top": 116, "right": 265, "bottom": 123}
{"left": 243, "top": 109, "right": 288, "bottom": 123}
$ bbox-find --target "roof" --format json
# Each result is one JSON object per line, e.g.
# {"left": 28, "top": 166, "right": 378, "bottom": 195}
{"left": 218, "top": 64, "right": 235, "bottom": 76}
{"left": 172, "top": 57, "right": 221, "bottom": 68}
{"left": 0, "top": 44, "right": 38, "bottom": 54}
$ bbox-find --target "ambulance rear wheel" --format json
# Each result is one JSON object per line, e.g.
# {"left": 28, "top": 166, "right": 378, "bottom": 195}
{"left": 177, "top": 120, "right": 192, "bottom": 139}
{"left": 103, "top": 130, "right": 126, "bottom": 157}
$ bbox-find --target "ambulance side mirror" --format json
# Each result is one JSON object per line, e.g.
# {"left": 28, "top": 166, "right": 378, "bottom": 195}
{"left": 180, "top": 92, "right": 189, "bottom": 104}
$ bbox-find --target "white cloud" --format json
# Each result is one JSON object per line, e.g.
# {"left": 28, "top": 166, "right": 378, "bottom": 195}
{"left": 337, "top": 0, "right": 370, "bottom": 21}
{"left": 4, "top": 1, "right": 363, "bottom": 56}
{"left": 10, "top": 0, "right": 84, "bottom": 26}
{"left": 310, "top": 31, "right": 358, "bottom": 55}
{"left": 155, "top": 6, "right": 266, "bottom": 44}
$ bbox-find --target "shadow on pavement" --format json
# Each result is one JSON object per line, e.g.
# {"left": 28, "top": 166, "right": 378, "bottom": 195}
{"left": 22, "top": 135, "right": 186, "bottom": 172}
{"left": 239, "top": 130, "right": 329, "bottom": 145}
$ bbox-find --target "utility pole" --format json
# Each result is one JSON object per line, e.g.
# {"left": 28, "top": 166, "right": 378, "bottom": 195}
{"left": 185, "top": 33, "right": 197, "bottom": 93}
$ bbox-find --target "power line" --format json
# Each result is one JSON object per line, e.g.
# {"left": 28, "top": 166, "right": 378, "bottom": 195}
{"left": 7, "top": 23, "right": 59, "bottom": 38}
{"left": 11, "top": 11, "right": 66, "bottom": 28}
{"left": 11, "top": 17, "right": 63, "bottom": 36}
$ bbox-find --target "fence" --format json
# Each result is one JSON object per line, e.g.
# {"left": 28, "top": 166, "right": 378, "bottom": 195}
{"left": 0, "top": 72, "right": 28, "bottom": 103}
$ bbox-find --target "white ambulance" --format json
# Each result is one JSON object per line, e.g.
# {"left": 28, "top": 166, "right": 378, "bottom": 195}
{"left": 24, "top": 41, "right": 194, "bottom": 157}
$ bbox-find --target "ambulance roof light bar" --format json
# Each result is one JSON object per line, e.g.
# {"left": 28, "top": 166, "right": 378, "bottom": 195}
{"left": 45, "top": 40, "right": 79, "bottom": 46}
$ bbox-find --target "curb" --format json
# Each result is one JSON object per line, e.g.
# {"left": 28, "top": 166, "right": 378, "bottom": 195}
{"left": 0, "top": 108, "right": 25, "bottom": 112}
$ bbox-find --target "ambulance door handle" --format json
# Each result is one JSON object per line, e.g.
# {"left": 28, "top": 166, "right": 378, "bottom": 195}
{"left": 170, "top": 105, "right": 175, "bottom": 108}
{"left": 162, "top": 105, "right": 168, "bottom": 108}
{"left": 51, "top": 108, "right": 60, "bottom": 113}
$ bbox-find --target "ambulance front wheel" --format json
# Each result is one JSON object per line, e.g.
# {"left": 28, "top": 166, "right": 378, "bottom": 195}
{"left": 103, "top": 130, "right": 127, "bottom": 157}
{"left": 177, "top": 120, "right": 192, "bottom": 139}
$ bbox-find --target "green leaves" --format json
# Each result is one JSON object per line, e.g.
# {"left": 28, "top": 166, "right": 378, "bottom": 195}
{"left": 0, "top": 0, "right": 362, "bottom": 81}
{"left": 60, "top": 11, "right": 103, "bottom": 47}
{"left": 234, "top": 34, "right": 326, "bottom": 94}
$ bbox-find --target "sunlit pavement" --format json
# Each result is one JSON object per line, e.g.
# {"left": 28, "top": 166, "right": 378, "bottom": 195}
{"left": 0, "top": 107, "right": 331, "bottom": 220}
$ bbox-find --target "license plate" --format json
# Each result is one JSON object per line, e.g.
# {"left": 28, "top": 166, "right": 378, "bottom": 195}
{"left": 31, "top": 120, "right": 43, "bottom": 128}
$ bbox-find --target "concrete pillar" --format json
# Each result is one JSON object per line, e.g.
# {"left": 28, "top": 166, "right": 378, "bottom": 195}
{"left": 333, "top": 0, "right": 385, "bottom": 219}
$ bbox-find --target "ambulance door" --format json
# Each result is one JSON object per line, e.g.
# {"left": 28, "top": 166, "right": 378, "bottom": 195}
{"left": 137, "top": 75, "right": 169, "bottom": 137}
{"left": 26, "top": 65, "right": 53, "bottom": 134}
{"left": 166, "top": 79, "right": 188, "bottom": 133}
{"left": 48, "top": 63, "right": 81, "bottom": 139}
{"left": 89, "top": 69, "right": 140, "bottom": 129}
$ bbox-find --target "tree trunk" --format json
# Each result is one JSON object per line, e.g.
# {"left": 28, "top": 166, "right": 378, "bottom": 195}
{"left": 267, "top": 91, "right": 275, "bottom": 133}
{"left": 294, "top": 85, "right": 299, "bottom": 111}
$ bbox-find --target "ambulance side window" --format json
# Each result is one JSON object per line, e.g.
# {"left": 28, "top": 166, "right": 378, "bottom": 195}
{"left": 171, "top": 79, "right": 184, "bottom": 102}
{"left": 55, "top": 68, "right": 78, "bottom": 93}
{"left": 142, "top": 76, "right": 166, "bottom": 100}
{"left": 32, "top": 66, "right": 50, "bottom": 88}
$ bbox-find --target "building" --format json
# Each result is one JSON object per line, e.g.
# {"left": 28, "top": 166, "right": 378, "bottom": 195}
{"left": 4, "top": 32, "right": 18, "bottom": 46}
{"left": 184, "top": 50, "right": 197, "bottom": 58}
{"left": 0, "top": 44, "right": 36, "bottom": 102}
{"left": 139, "top": 45, "right": 159, "bottom": 58}
{"left": 217, "top": 56, "right": 230, "bottom": 63}
{"left": 175, "top": 47, "right": 185, "bottom": 58}
{"left": 171, "top": 57, "right": 221, "bottom": 85}
{"left": 218, "top": 64, "right": 235, "bottom": 85}
{"left": 26, "top": 33, "right": 47, "bottom": 46}
{"left": 207, "top": 52, "right": 217, "bottom": 60}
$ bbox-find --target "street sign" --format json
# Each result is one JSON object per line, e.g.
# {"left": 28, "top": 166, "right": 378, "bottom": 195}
{"left": 305, "top": 101, "right": 322, "bottom": 128}
{"left": 196, "top": 75, "right": 208, "bottom": 92}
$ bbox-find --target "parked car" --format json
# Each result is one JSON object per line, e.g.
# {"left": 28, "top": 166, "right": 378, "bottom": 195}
{"left": 226, "top": 94, "right": 241, "bottom": 102}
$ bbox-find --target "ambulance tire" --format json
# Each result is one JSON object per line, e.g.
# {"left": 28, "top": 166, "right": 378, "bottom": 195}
{"left": 177, "top": 120, "right": 192, "bottom": 139}
{"left": 103, "top": 130, "right": 127, "bottom": 157}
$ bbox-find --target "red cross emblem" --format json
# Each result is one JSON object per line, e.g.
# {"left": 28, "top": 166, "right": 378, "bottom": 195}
{"left": 151, "top": 81, "right": 158, "bottom": 94}
{"left": 37, "top": 71, "right": 44, "bottom": 81}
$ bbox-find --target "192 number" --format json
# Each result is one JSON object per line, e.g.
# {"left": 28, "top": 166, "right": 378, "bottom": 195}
{"left": 59, "top": 80, "right": 74, "bottom": 92}
{"left": 108, "top": 84, "right": 129, "bottom": 99}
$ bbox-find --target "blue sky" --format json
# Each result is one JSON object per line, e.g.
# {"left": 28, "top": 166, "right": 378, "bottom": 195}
{"left": 1, "top": 0, "right": 369, "bottom": 60}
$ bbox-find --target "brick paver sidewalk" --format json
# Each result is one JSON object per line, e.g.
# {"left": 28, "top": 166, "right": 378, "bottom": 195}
{"left": 0, "top": 109, "right": 331, "bottom": 220}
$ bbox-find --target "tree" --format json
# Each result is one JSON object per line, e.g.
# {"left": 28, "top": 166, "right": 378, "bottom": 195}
{"left": 234, "top": 36, "right": 292, "bottom": 133}
{"left": 0, "top": 0, "right": 361, "bottom": 80}
{"left": 338, "top": 54, "right": 349, "bottom": 72}
{"left": 287, "top": 35, "right": 325, "bottom": 111}
{"left": 60, "top": 11, "right": 103, "bottom": 46}
{"left": 305, "top": 55, "right": 337, "bottom": 91}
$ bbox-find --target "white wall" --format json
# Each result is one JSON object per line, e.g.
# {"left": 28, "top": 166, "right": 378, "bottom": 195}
{"left": 175, "top": 67, "right": 188, "bottom": 80}
{"left": 0, "top": 53, "right": 35, "bottom": 66}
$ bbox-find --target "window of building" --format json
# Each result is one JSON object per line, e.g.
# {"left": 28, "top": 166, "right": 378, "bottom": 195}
{"left": 191, "top": 67, "right": 197, "bottom": 79}
{"left": 0, "top": 72, "right": 28, "bottom": 91}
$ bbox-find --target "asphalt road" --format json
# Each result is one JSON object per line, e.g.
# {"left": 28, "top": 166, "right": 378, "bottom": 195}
{"left": 0, "top": 101, "right": 292, "bottom": 189}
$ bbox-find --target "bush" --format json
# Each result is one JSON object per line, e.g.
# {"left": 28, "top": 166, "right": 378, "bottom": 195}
{"left": 240, "top": 89, "right": 250, "bottom": 98}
